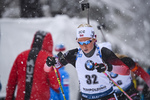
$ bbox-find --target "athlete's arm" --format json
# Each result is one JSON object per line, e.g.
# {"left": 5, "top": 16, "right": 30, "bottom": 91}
{"left": 58, "top": 48, "right": 78, "bottom": 67}
{"left": 44, "top": 48, "right": 78, "bottom": 72}
{"left": 101, "top": 47, "right": 130, "bottom": 75}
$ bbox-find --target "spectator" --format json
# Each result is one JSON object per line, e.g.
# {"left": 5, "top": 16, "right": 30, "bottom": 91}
{"left": 6, "top": 31, "right": 60, "bottom": 100}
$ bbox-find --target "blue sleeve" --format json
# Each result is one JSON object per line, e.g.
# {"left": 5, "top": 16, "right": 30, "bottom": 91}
{"left": 59, "top": 68, "right": 70, "bottom": 100}
{"left": 49, "top": 88, "right": 59, "bottom": 100}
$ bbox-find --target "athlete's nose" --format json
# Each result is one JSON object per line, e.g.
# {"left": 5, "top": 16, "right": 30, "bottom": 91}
{"left": 83, "top": 44, "right": 88, "bottom": 50}
{"left": 83, "top": 44, "right": 87, "bottom": 47}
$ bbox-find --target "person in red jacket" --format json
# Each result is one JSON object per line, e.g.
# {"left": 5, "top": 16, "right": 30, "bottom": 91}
{"left": 5, "top": 31, "right": 60, "bottom": 100}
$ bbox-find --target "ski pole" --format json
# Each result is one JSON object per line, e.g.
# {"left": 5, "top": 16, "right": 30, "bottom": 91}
{"left": 97, "top": 25, "right": 107, "bottom": 42}
{"left": 53, "top": 65, "right": 66, "bottom": 100}
{"left": 103, "top": 72, "right": 133, "bottom": 100}
{"left": 97, "top": 25, "right": 132, "bottom": 99}
{"left": 81, "top": 3, "right": 90, "bottom": 24}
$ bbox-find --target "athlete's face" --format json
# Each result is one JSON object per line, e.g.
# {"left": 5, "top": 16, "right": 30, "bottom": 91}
{"left": 77, "top": 37, "right": 96, "bottom": 54}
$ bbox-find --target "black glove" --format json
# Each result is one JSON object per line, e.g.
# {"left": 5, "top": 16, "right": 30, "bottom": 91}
{"left": 57, "top": 52, "right": 68, "bottom": 65}
{"left": 57, "top": 48, "right": 78, "bottom": 66}
{"left": 95, "top": 63, "right": 107, "bottom": 73}
{"left": 46, "top": 56, "right": 56, "bottom": 67}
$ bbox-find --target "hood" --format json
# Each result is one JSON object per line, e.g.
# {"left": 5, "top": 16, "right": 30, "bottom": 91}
{"left": 30, "top": 30, "right": 53, "bottom": 54}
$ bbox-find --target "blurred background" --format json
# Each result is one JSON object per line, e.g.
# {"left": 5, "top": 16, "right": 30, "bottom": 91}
{"left": 0, "top": 0, "right": 150, "bottom": 100}
{"left": 0, "top": 0, "right": 150, "bottom": 65}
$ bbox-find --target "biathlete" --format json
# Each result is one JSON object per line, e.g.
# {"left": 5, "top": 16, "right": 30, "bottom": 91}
{"left": 110, "top": 54, "right": 140, "bottom": 100}
{"left": 44, "top": 24, "right": 134, "bottom": 100}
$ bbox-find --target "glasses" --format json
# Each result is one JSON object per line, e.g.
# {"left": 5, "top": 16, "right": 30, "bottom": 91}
{"left": 78, "top": 39, "right": 92, "bottom": 45}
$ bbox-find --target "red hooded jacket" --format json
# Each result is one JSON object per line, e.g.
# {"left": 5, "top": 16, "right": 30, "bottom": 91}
{"left": 6, "top": 31, "right": 60, "bottom": 100}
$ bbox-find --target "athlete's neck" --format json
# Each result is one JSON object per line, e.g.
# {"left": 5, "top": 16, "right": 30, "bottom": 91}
{"left": 83, "top": 45, "right": 96, "bottom": 57}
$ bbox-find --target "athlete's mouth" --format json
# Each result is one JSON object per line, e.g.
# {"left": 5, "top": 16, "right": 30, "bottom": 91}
{"left": 84, "top": 49, "right": 88, "bottom": 52}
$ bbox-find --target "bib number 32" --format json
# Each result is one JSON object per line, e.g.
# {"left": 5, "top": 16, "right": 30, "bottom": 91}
{"left": 85, "top": 74, "right": 98, "bottom": 84}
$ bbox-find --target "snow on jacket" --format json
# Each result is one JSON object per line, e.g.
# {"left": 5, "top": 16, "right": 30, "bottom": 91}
{"left": 6, "top": 31, "right": 60, "bottom": 100}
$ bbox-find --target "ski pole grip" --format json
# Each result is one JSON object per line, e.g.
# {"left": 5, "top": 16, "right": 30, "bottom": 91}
{"left": 46, "top": 56, "right": 56, "bottom": 66}
{"left": 86, "top": 3, "right": 90, "bottom": 8}
{"left": 81, "top": 3, "right": 90, "bottom": 11}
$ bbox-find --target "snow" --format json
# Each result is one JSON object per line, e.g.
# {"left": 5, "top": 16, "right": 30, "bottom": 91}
{"left": 1, "top": 0, "right": 150, "bottom": 99}
{"left": 0, "top": 15, "right": 100, "bottom": 99}
{"left": 0, "top": 7, "right": 150, "bottom": 99}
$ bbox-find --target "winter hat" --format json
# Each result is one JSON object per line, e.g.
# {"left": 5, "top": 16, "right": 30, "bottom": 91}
{"left": 76, "top": 24, "right": 96, "bottom": 39}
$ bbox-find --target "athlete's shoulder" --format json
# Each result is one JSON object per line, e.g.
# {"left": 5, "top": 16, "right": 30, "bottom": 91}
{"left": 64, "top": 48, "right": 78, "bottom": 57}
{"left": 63, "top": 48, "right": 78, "bottom": 66}
{"left": 98, "top": 42, "right": 113, "bottom": 63}
{"left": 97, "top": 42, "right": 112, "bottom": 50}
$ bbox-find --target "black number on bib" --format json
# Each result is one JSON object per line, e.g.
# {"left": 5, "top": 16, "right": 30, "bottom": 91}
{"left": 85, "top": 74, "right": 98, "bottom": 84}
{"left": 92, "top": 74, "right": 98, "bottom": 84}
{"left": 85, "top": 75, "right": 91, "bottom": 84}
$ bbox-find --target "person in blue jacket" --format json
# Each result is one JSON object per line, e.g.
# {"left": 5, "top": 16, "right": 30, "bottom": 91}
{"left": 50, "top": 44, "right": 70, "bottom": 100}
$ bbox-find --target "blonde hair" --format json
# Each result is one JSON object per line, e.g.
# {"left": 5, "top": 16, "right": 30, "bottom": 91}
{"left": 77, "top": 23, "right": 96, "bottom": 40}
{"left": 78, "top": 23, "right": 92, "bottom": 28}
{"left": 115, "top": 53, "right": 127, "bottom": 59}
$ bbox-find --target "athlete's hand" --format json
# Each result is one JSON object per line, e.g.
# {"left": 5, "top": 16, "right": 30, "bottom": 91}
{"left": 46, "top": 56, "right": 56, "bottom": 67}
{"left": 95, "top": 63, "right": 107, "bottom": 73}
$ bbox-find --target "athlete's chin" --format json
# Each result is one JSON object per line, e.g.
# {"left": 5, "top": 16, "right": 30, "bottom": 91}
{"left": 83, "top": 50, "right": 90, "bottom": 54}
